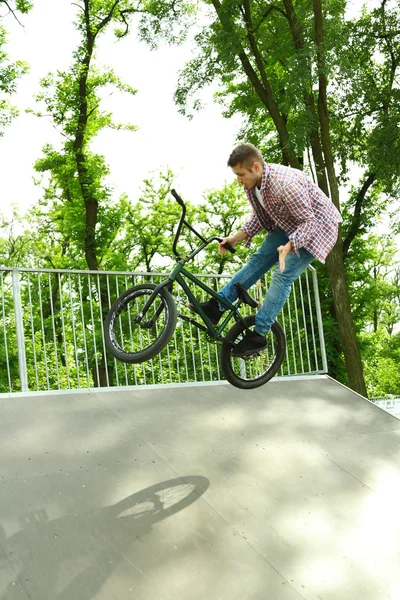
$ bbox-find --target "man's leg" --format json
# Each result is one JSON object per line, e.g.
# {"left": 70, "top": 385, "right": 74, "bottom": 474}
{"left": 254, "top": 247, "right": 315, "bottom": 335}
{"left": 189, "top": 228, "right": 288, "bottom": 323}
{"left": 218, "top": 227, "right": 289, "bottom": 306}
{"left": 231, "top": 246, "right": 314, "bottom": 356}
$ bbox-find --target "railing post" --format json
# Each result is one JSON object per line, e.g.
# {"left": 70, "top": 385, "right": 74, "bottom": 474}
{"left": 12, "top": 269, "right": 28, "bottom": 392}
{"left": 310, "top": 266, "right": 328, "bottom": 373}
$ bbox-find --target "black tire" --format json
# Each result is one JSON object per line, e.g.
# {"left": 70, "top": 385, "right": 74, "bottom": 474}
{"left": 220, "top": 315, "right": 286, "bottom": 389}
{"left": 104, "top": 283, "right": 177, "bottom": 364}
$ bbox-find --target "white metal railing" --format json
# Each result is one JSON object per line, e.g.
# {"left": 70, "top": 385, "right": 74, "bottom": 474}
{"left": 0, "top": 266, "right": 327, "bottom": 394}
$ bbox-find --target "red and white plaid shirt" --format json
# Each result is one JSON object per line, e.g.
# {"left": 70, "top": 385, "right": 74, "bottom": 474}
{"left": 241, "top": 163, "right": 342, "bottom": 263}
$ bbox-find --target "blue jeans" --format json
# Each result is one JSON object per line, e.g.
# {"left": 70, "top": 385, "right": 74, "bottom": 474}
{"left": 218, "top": 227, "right": 315, "bottom": 335}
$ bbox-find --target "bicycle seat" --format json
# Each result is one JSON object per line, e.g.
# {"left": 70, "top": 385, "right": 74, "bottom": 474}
{"left": 234, "top": 283, "right": 258, "bottom": 308}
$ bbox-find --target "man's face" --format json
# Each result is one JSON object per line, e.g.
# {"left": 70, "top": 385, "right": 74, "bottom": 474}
{"left": 231, "top": 161, "right": 263, "bottom": 189}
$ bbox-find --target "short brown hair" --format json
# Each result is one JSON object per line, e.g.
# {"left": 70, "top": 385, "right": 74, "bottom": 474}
{"left": 227, "top": 143, "right": 264, "bottom": 170}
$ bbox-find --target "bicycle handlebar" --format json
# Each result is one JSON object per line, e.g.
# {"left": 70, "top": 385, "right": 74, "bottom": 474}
{"left": 170, "top": 189, "right": 236, "bottom": 256}
{"left": 216, "top": 239, "right": 236, "bottom": 254}
{"left": 170, "top": 188, "right": 185, "bottom": 207}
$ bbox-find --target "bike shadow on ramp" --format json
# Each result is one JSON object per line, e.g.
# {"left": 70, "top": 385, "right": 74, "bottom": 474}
{"left": 0, "top": 475, "right": 210, "bottom": 600}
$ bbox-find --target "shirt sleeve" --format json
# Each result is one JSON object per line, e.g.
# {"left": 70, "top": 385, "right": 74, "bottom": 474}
{"left": 283, "top": 181, "right": 318, "bottom": 257}
{"left": 241, "top": 213, "right": 272, "bottom": 248}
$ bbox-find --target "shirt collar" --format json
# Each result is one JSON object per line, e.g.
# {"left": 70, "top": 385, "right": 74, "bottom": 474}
{"left": 259, "top": 163, "right": 270, "bottom": 193}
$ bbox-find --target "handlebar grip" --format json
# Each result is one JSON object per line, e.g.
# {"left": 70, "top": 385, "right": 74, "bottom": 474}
{"left": 170, "top": 188, "right": 185, "bottom": 206}
{"left": 221, "top": 241, "right": 236, "bottom": 254}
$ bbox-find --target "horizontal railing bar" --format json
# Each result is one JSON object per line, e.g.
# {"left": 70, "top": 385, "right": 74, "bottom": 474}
{"left": 0, "top": 265, "right": 316, "bottom": 278}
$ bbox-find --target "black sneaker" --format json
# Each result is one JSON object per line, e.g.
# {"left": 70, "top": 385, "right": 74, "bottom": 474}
{"left": 231, "top": 330, "right": 267, "bottom": 357}
{"left": 188, "top": 297, "right": 223, "bottom": 325}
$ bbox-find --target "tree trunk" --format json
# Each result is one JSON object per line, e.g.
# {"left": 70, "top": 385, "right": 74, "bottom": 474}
{"left": 283, "top": 0, "right": 329, "bottom": 191}
{"left": 325, "top": 240, "right": 368, "bottom": 396}
{"left": 92, "top": 355, "right": 113, "bottom": 388}
{"left": 313, "top": 0, "right": 367, "bottom": 396}
{"left": 72, "top": 1, "right": 117, "bottom": 387}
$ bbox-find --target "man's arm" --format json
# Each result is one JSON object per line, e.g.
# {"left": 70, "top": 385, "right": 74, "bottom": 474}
{"left": 277, "top": 241, "right": 293, "bottom": 273}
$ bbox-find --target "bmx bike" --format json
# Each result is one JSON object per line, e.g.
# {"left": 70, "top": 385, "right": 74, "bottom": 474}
{"left": 104, "top": 189, "right": 286, "bottom": 389}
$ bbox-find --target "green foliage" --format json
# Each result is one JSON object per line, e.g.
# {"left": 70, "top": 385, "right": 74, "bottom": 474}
{"left": 0, "top": 20, "right": 29, "bottom": 135}
{"left": 360, "top": 330, "right": 400, "bottom": 398}
{"left": 333, "top": 3, "right": 400, "bottom": 188}
{"left": 119, "top": 169, "right": 197, "bottom": 272}
{"left": 135, "top": 0, "right": 196, "bottom": 48}
{"left": 313, "top": 229, "right": 400, "bottom": 391}
{"left": 194, "top": 181, "right": 265, "bottom": 275}
{"left": 344, "top": 233, "right": 400, "bottom": 334}
{"left": 7, "top": 0, "right": 33, "bottom": 13}
{"left": 175, "top": 0, "right": 400, "bottom": 205}
{"left": 0, "top": 207, "right": 36, "bottom": 267}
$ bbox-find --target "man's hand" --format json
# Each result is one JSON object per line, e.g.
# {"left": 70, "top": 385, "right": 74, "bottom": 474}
{"left": 277, "top": 241, "right": 293, "bottom": 274}
{"left": 219, "top": 230, "right": 248, "bottom": 255}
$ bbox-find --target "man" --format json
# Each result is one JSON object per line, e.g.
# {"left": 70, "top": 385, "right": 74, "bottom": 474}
{"left": 189, "top": 143, "right": 342, "bottom": 357}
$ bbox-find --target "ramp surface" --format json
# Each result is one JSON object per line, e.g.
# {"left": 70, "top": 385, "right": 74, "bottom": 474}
{"left": 0, "top": 376, "right": 399, "bottom": 600}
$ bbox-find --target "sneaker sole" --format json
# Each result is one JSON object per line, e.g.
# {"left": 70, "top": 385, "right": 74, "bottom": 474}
{"left": 188, "top": 303, "right": 219, "bottom": 325}
{"left": 231, "top": 345, "right": 267, "bottom": 358}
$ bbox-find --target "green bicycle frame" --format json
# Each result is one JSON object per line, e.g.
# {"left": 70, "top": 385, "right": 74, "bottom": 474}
{"left": 137, "top": 259, "right": 247, "bottom": 342}
{"left": 168, "top": 260, "right": 245, "bottom": 341}
{"left": 137, "top": 188, "right": 250, "bottom": 341}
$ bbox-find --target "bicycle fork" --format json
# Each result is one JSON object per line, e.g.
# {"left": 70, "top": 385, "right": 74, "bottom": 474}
{"left": 133, "top": 279, "right": 174, "bottom": 328}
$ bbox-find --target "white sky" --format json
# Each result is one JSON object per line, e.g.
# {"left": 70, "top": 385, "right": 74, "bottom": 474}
{"left": 0, "top": 0, "right": 244, "bottom": 218}
{"left": 0, "top": 0, "right": 397, "bottom": 247}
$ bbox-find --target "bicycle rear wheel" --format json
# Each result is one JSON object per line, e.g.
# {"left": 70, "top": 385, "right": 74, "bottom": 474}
{"left": 104, "top": 283, "right": 177, "bottom": 364}
{"left": 220, "top": 315, "right": 286, "bottom": 389}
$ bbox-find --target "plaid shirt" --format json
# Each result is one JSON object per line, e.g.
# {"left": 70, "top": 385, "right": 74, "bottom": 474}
{"left": 241, "top": 163, "right": 342, "bottom": 263}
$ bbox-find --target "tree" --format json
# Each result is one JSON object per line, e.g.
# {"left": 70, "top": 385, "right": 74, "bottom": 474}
{"left": 30, "top": 0, "right": 194, "bottom": 271}
{"left": 120, "top": 169, "right": 197, "bottom": 272}
{"left": 345, "top": 233, "right": 400, "bottom": 335}
{"left": 27, "top": 0, "right": 195, "bottom": 385}
{"left": 173, "top": 0, "right": 400, "bottom": 396}
{"left": 0, "top": 0, "right": 31, "bottom": 135}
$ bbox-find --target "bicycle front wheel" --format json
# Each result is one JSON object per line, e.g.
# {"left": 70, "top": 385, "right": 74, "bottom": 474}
{"left": 104, "top": 283, "right": 177, "bottom": 364}
{"left": 220, "top": 315, "right": 286, "bottom": 389}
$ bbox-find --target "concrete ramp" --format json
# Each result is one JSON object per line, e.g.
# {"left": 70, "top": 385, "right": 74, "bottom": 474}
{"left": 0, "top": 375, "right": 399, "bottom": 600}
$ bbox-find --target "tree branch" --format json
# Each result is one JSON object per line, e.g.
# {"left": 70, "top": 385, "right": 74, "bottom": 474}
{"left": 95, "top": 0, "right": 121, "bottom": 34}
{"left": 380, "top": 0, "right": 400, "bottom": 99}
{"left": 71, "top": 2, "right": 85, "bottom": 14}
{"left": 343, "top": 173, "right": 376, "bottom": 259}
{"left": 242, "top": 0, "right": 272, "bottom": 95}
{"left": 0, "top": 0, "right": 24, "bottom": 26}
{"left": 313, "top": 0, "right": 340, "bottom": 208}
{"left": 256, "top": 4, "right": 287, "bottom": 30}
{"left": 119, "top": 8, "right": 131, "bottom": 37}
{"left": 211, "top": 0, "right": 299, "bottom": 167}
{"left": 282, "top": 0, "right": 328, "bottom": 191}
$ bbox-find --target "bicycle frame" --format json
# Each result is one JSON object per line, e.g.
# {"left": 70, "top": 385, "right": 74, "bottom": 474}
{"left": 171, "top": 263, "right": 244, "bottom": 340}
{"left": 135, "top": 188, "right": 248, "bottom": 342}
{"left": 137, "top": 262, "right": 246, "bottom": 342}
